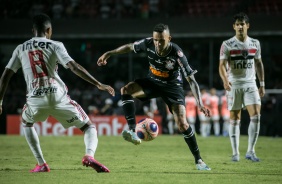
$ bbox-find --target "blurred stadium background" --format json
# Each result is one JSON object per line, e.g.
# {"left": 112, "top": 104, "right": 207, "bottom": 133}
{"left": 0, "top": 0, "right": 281, "bottom": 136}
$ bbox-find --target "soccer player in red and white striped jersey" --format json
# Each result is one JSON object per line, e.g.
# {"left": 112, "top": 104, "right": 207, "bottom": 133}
{"left": 219, "top": 12, "right": 265, "bottom": 162}
{"left": 0, "top": 13, "right": 114, "bottom": 172}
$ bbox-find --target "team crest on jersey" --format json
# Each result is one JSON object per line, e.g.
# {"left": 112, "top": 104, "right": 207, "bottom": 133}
{"left": 165, "top": 60, "right": 174, "bottom": 70}
{"left": 177, "top": 50, "right": 184, "bottom": 57}
{"left": 241, "top": 49, "right": 249, "bottom": 59}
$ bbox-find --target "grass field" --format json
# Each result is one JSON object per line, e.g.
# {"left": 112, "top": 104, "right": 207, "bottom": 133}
{"left": 0, "top": 134, "right": 281, "bottom": 184}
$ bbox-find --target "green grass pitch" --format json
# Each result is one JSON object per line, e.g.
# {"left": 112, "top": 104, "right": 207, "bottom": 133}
{"left": 0, "top": 135, "right": 281, "bottom": 184}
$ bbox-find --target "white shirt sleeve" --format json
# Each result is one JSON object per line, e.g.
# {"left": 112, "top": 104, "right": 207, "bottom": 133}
{"left": 219, "top": 42, "right": 229, "bottom": 60}
{"left": 255, "top": 40, "right": 261, "bottom": 59}
{"left": 5, "top": 45, "right": 22, "bottom": 73}
{"left": 55, "top": 42, "right": 74, "bottom": 69}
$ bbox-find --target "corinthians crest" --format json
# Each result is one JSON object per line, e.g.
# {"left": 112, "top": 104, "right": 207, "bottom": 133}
{"left": 165, "top": 60, "right": 174, "bottom": 70}
{"left": 241, "top": 49, "right": 249, "bottom": 59}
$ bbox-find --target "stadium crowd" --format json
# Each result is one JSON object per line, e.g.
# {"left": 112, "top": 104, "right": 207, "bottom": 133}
{"left": 1, "top": 0, "right": 282, "bottom": 20}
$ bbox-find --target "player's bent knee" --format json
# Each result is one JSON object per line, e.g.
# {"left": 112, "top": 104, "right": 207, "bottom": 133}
{"left": 178, "top": 122, "right": 189, "bottom": 132}
{"left": 80, "top": 121, "right": 96, "bottom": 132}
{"left": 22, "top": 122, "right": 33, "bottom": 127}
{"left": 250, "top": 114, "right": 260, "bottom": 123}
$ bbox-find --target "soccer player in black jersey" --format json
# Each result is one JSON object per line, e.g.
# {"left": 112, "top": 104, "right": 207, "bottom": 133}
{"left": 97, "top": 23, "right": 211, "bottom": 170}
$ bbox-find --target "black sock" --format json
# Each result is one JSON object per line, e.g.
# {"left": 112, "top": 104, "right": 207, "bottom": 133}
{"left": 182, "top": 126, "right": 202, "bottom": 163}
{"left": 121, "top": 94, "right": 136, "bottom": 131}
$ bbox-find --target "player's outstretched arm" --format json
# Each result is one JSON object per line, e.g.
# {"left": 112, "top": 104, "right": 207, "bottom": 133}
{"left": 0, "top": 68, "right": 15, "bottom": 115}
{"left": 186, "top": 75, "right": 210, "bottom": 117}
{"left": 97, "top": 43, "right": 134, "bottom": 66}
{"left": 67, "top": 61, "right": 115, "bottom": 96}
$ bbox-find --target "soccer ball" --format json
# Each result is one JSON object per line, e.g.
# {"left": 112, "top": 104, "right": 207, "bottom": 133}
{"left": 136, "top": 118, "right": 159, "bottom": 141}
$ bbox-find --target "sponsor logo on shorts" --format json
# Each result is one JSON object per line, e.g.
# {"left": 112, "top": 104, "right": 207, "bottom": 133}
{"left": 33, "top": 87, "right": 57, "bottom": 96}
{"left": 66, "top": 116, "right": 79, "bottom": 123}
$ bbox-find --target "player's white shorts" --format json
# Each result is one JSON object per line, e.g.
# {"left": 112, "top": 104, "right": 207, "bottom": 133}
{"left": 198, "top": 113, "right": 210, "bottom": 122}
{"left": 227, "top": 87, "right": 261, "bottom": 110}
{"left": 187, "top": 116, "right": 196, "bottom": 124}
{"left": 221, "top": 115, "right": 230, "bottom": 121}
{"left": 22, "top": 96, "right": 89, "bottom": 129}
{"left": 211, "top": 115, "right": 220, "bottom": 121}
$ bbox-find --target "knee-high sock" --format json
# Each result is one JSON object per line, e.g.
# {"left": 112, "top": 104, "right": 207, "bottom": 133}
{"left": 121, "top": 94, "right": 136, "bottom": 131}
{"left": 182, "top": 126, "right": 201, "bottom": 163}
{"left": 247, "top": 115, "right": 260, "bottom": 153}
{"left": 23, "top": 123, "right": 46, "bottom": 165}
{"left": 84, "top": 125, "right": 98, "bottom": 157}
{"left": 229, "top": 120, "right": 240, "bottom": 155}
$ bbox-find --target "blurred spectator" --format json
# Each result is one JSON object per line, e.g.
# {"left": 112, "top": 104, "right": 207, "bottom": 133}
{"left": 198, "top": 88, "right": 211, "bottom": 137}
{"left": 143, "top": 98, "right": 158, "bottom": 118}
{"left": 29, "top": 1, "right": 45, "bottom": 18}
{"left": 100, "top": 98, "right": 115, "bottom": 115}
{"left": 148, "top": 0, "right": 159, "bottom": 18}
{"left": 99, "top": 1, "right": 111, "bottom": 19}
{"left": 219, "top": 91, "right": 230, "bottom": 137}
{"left": 209, "top": 88, "right": 220, "bottom": 136}
{"left": 185, "top": 90, "right": 197, "bottom": 133}
{"left": 139, "top": 0, "right": 149, "bottom": 19}
{"left": 52, "top": 0, "right": 64, "bottom": 19}
{"left": 88, "top": 105, "right": 100, "bottom": 116}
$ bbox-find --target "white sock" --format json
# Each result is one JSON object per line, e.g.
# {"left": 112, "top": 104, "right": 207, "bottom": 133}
{"left": 229, "top": 120, "right": 240, "bottom": 155}
{"left": 84, "top": 125, "right": 98, "bottom": 157}
{"left": 213, "top": 122, "right": 220, "bottom": 136}
{"left": 247, "top": 115, "right": 260, "bottom": 153}
{"left": 23, "top": 123, "right": 46, "bottom": 165}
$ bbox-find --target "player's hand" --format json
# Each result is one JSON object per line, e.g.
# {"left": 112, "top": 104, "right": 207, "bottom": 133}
{"left": 0, "top": 106, "right": 2, "bottom": 115}
{"left": 259, "top": 86, "right": 265, "bottom": 98}
{"left": 97, "top": 84, "right": 115, "bottom": 96}
{"left": 97, "top": 52, "right": 111, "bottom": 66}
{"left": 200, "top": 106, "right": 210, "bottom": 117}
{"left": 223, "top": 81, "right": 232, "bottom": 91}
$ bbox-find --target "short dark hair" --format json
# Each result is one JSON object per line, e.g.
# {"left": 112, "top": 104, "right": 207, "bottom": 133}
{"left": 153, "top": 23, "right": 169, "bottom": 33}
{"left": 233, "top": 12, "right": 249, "bottom": 23}
{"left": 32, "top": 13, "right": 52, "bottom": 33}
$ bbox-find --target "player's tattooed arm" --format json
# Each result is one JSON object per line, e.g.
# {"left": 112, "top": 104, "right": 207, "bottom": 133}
{"left": 186, "top": 75, "right": 203, "bottom": 107}
{"left": 110, "top": 43, "right": 134, "bottom": 55}
{"left": 97, "top": 43, "right": 134, "bottom": 66}
{"left": 186, "top": 75, "right": 210, "bottom": 117}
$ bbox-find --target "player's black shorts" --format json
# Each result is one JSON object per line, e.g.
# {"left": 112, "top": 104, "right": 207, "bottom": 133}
{"left": 135, "top": 77, "right": 185, "bottom": 112}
